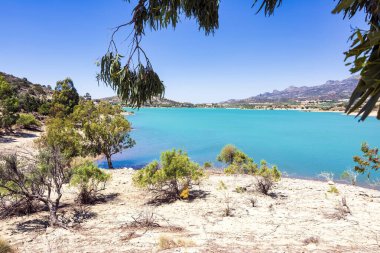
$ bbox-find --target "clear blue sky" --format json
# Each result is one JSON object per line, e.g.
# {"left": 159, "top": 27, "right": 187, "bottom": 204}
{"left": 0, "top": 0, "right": 366, "bottom": 103}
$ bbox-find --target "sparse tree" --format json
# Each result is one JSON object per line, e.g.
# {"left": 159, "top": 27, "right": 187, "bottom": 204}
{"left": 72, "top": 101, "right": 135, "bottom": 168}
{"left": 0, "top": 147, "right": 70, "bottom": 226}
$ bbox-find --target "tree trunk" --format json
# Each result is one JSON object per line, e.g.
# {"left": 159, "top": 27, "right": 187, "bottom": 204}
{"left": 106, "top": 156, "right": 113, "bottom": 169}
{"left": 48, "top": 204, "right": 59, "bottom": 226}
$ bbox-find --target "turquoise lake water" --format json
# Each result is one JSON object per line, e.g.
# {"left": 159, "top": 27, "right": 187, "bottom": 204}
{"left": 98, "top": 108, "right": 380, "bottom": 181}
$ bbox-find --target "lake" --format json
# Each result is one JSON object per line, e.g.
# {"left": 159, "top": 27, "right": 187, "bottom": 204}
{"left": 98, "top": 108, "right": 380, "bottom": 181}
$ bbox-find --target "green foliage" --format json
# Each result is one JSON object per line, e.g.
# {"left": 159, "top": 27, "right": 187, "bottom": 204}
{"left": 0, "top": 76, "right": 19, "bottom": 130}
{"left": 257, "top": 160, "right": 281, "bottom": 182}
{"left": 217, "top": 145, "right": 258, "bottom": 175}
{"left": 38, "top": 101, "right": 52, "bottom": 116}
{"left": 19, "top": 93, "right": 42, "bottom": 113}
{"left": 217, "top": 180, "right": 227, "bottom": 191}
{"left": 51, "top": 78, "right": 79, "bottom": 117}
{"left": 353, "top": 142, "right": 380, "bottom": 178}
{"left": 70, "top": 161, "right": 111, "bottom": 204}
{"left": 38, "top": 117, "right": 83, "bottom": 159}
{"left": 0, "top": 238, "right": 13, "bottom": 253}
{"left": 235, "top": 186, "right": 247, "bottom": 193}
{"left": 217, "top": 144, "right": 237, "bottom": 165}
{"left": 16, "top": 113, "right": 41, "bottom": 130}
{"left": 332, "top": 0, "right": 380, "bottom": 120}
{"left": 98, "top": 53, "right": 165, "bottom": 108}
{"left": 327, "top": 185, "right": 339, "bottom": 194}
{"left": 72, "top": 101, "right": 135, "bottom": 168}
{"left": 133, "top": 149, "right": 204, "bottom": 199}
{"left": 254, "top": 160, "right": 281, "bottom": 195}
{"left": 203, "top": 161, "right": 212, "bottom": 169}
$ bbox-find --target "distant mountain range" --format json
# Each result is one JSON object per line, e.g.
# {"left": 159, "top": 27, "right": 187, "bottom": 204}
{"left": 99, "top": 96, "right": 195, "bottom": 107}
{"left": 223, "top": 76, "right": 360, "bottom": 104}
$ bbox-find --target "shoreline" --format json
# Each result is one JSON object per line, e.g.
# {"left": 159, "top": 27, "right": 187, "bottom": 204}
{"left": 102, "top": 166, "right": 380, "bottom": 191}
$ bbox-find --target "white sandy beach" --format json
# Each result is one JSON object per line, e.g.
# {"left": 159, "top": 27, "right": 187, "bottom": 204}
{"left": 1, "top": 169, "right": 380, "bottom": 252}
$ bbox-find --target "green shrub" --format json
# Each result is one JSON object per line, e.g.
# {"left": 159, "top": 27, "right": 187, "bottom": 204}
{"left": 16, "top": 113, "right": 41, "bottom": 129}
{"left": 217, "top": 146, "right": 257, "bottom": 175}
{"left": 38, "top": 102, "right": 51, "bottom": 116}
{"left": 257, "top": 160, "right": 281, "bottom": 182}
{"left": 235, "top": 186, "right": 247, "bottom": 193}
{"left": 70, "top": 161, "right": 111, "bottom": 204}
{"left": 133, "top": 149, "right": 204, "bottom": 200}
{"left": 0, "top": 239, "right": 13, "bottom": 253}
{"left": 203, "top": 161, "right": 212, "bottom": 169}
{"left": 217, "top": 144, "right": 237, "bottom": 165}
{"left": 327, "top": 185, "right": 339, "bottom": 194}
{"left": 255, "top": 160, "right": 281, "bottom": 195}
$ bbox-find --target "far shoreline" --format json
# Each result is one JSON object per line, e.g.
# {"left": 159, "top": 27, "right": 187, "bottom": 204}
{"left": 123, "top": 106, "right": 378, "bottom": 118}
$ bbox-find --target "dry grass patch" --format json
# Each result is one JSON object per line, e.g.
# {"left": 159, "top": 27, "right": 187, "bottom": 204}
{"left": 158, "top": 235, "right": 195, "bottom": 250}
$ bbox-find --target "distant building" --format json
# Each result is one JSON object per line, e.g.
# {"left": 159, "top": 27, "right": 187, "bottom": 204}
{"left": 84, "top": 92, "right": 92, "bottom": 101}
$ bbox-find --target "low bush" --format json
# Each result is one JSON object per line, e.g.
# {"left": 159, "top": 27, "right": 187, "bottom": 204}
{"left": 133, "top": 149, "right": 204, "bottom": 200}
{"left": 255, "top": 160, "right": 281, "bottom": 195}
{"left": 16, "top": 113, "right": 41, "bottom": 130}
{"left": 327, "top": 185, "right": 339, "bottom": 194}
{"left": 217, "top": 145, "right": 281, "bottom": 195}
{"left": 38, "top": 102, "right": 51, "bottom": 116}
{"left": 203, "top": 161, "right": 212, "bottom": 169}
{"left": 0, "top": 149, "right": 71, "bottom": 226}
{"left": 217, "top": 145, "right": 257, "bottom": 175}
{"left": 217, "top": 180, "right": 233, "bottom": 216}
{"left": 69, "top": 161, "right": 111, "bottom": 204}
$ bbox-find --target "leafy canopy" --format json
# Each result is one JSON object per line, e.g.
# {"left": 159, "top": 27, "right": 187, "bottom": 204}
{"left": 38, "top": 117, "right": 84, "bottom": 160}
{"left": 100, "top": 0, "right": 380, "bottom": 120}
{"left": 51, "top": 78, "right": 79, "bottom": 118}
{"left": 71, "top": 100, "right": 135, "bottom": 168}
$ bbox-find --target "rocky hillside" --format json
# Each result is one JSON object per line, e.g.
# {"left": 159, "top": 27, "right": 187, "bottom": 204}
{"left": 0, "top": 72, "right": 53, "bottom": 99}
{"left": 224, "top": 76, "right": 360, "bottom": 104}
{"left": 100, "top": 96, "right": 195, "bottom": 108}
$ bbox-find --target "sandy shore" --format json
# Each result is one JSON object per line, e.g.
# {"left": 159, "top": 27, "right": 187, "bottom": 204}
{"left": 1, "top": 170, "right": 380, "bottom": 252}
